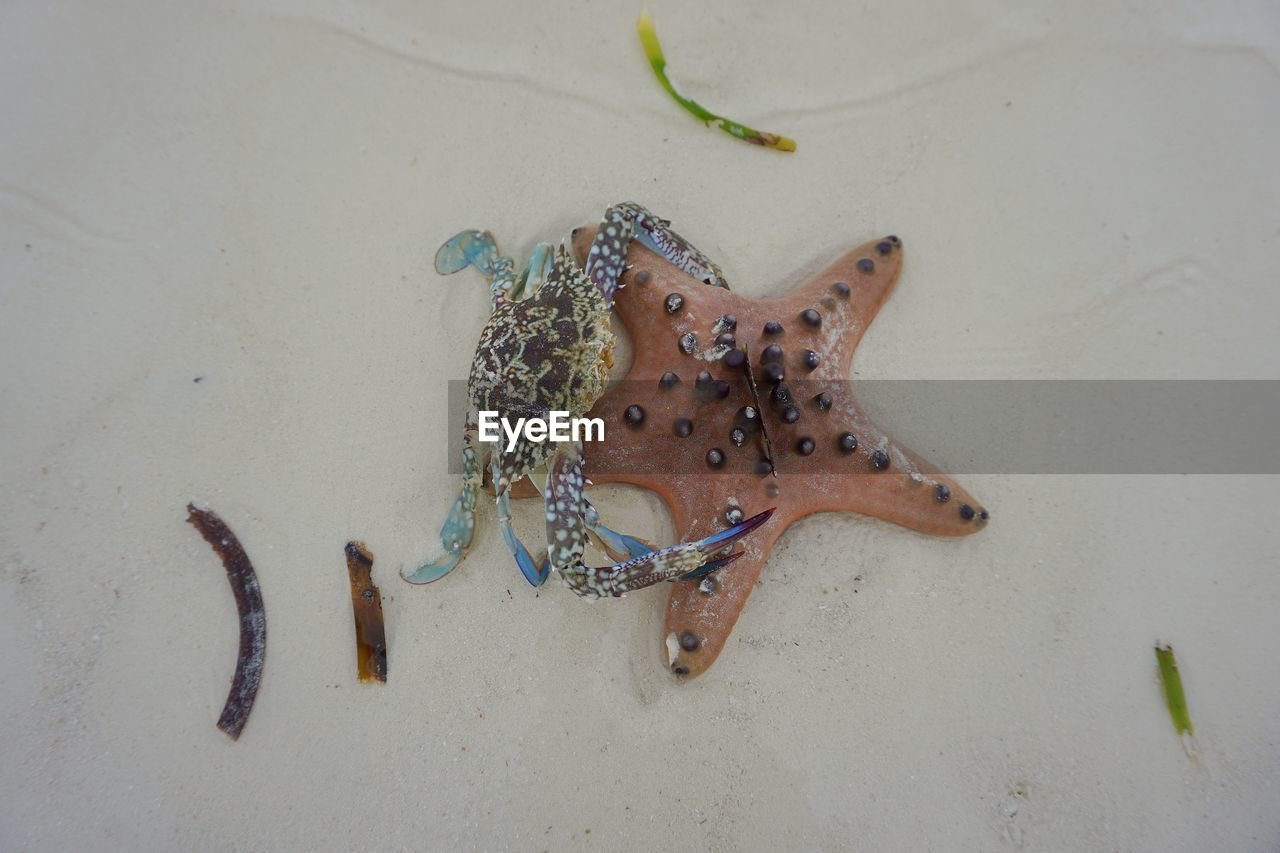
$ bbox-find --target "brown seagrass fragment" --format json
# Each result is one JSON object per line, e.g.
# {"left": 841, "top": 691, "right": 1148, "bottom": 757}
{"left": 345, "top": 541, "right": 388, "bottom": 683}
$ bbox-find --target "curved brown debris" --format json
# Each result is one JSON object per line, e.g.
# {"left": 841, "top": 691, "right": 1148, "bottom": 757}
{"left": 345, "top": 541, "right": 388, "bottom": 683}
{"left": 560, "top": 228, "right": 989, "bottom": 679}
{"left": 186, "top": 504, "right": 267, "bottom": 740}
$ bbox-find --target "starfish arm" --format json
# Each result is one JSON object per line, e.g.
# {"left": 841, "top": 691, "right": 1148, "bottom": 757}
{"left": 663, "top": 517, "right": 781, "bottom": 678}
{"left": 781, "top": 236, "right": 905, "bottom": 367}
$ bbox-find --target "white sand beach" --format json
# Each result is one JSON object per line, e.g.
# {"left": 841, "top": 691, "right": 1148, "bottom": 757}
{"left": 2, "top": 1, "right": 1278, "bottom": 849}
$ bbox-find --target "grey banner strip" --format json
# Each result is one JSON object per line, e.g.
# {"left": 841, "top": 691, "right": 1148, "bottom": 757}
{"left": 444, "top": 380, "right": 1280, "bottom": 475}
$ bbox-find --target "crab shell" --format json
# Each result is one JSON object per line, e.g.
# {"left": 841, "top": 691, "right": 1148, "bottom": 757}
{"left": 468, "top": 251, "right": 615, "bottom": 472}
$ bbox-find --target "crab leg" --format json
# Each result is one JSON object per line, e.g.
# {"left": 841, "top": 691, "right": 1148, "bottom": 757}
{"left": 511, "top": 241, "right": 555, "bottom": 302}
{"left": 491, "top": 456, "right": 551, "bottom": 588}
{"left": 403, "top": 423, "right": 486, "bottom": 584}
{"left": 436, "top": 230, "right": 560, "bottom": 309}
{"left": 545, "top": 443, "right": 773, "bottom": 599}
{"left": 522, "top": 466, "right": 651, "bottom": 562}
{"left": 583, "top": 499, "right": 656, "bottom": 560}
{"left": 435, "top": 229, "right": 518, "bottom": 309}
{"left": 584, "top": 202, "right": 730, "bottom": 301}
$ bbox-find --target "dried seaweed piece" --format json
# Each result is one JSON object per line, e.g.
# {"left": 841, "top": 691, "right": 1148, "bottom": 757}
{"left": 345, "top": 541, "right": 388, "bottom": 683}
{"left": 637, "top": 9, "right": 797, "bottom": 152}
{"left": 186, "top": 503, "right": 266, "bottom": 741}
{"left": 1155, "top": 643, "right": 1194, "bottom": 735}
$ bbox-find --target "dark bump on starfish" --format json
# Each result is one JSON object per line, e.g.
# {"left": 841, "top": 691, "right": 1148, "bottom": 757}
{"left": 730, "top": 426, "right": 747, "bottom": 447}
{"left": 856, "top": 258, "right": 875, "bottom": 274}
{"left": 712, "top": 380, "right": 731, "bottom": 399}
{"left": 664, "top": 293, "right": 684, "bottom": 314}
{"left": 838, "top": 432, "right": 858, "bottom": 454}
{"left": 679, "top": 632, "right": 700, "bottom": 652}
{"left": 796, "top": 436, "right": 815, "bottom": 456}
{"left": 871, "top": 449, "right": 890, "bottom": 470}
{"left": 833, "top": 281, "right": 851, "bottom": 298}
{"left": 698, "top": 576, "right": 719, "bottom": 595}
{"left": 705, "top": 447, "right": 725, "bottom": 468}
{"left": 876, "top": 241, "right": 892, "bottom": 255}
{"left": 678, "top": 332, "right": 697, "bottom": 354}
{"left": 659, "top": 371, "right": 679, "bottom": 390}
{"left": 761, "top": 344, "right": 783, "bottom": 363}
{"left": 755, "top": 458, "right": 774, "bottom": 476}
{"left": 635, "top": 270, "right": 651, "bottom": 285}
{"left": 979, "top": 508, "right": 990, "bottom": 521}
{"left": 814, "top": 392, "right": 832, "bottom": 411}
{"left": 782, "top": 406, "right": 800, "bottom": 424}
{"left": 935, "top": 483, "right": 952, "bottom": 503}
{"left": 719, "top": 314, "right": 737, "bottom": 331}
{"left": 803, "top": 350, "right": 820, "bottom": 370}
{"left": 624, "top": 405, "right": 645, "bottom": 427}
{"left": 672, "top": 665, "right": 690, "bottom": 676}
{"left": 770, "top": 383, "right": 794, "bottom": 407}
{"left": 724, "top": 506, "right": 744, "bottom": 525}
{"left": 673, "top": 418, "right": 693, "bottom": 438}
{"left": 715, "top": 332, "right": 737, "bottom": 348}
{"left": 723, "top": 349, "right": 746, "bottom": 369}
{"left": 960, "top": 503, "right": 976, "bottom": 520}
{"left": 800, "top": 308, "right": 821, "bottom": 328}
{"left": 737, "top": 405, "right": 759, "bottom": 424}
{"left": 888, "top": 235, "right": 900, "bottom": 245}
{"left": 763, "top": 363, "right": 785, "bottom": 385}
{"left": 763, "top": 320, "right": 783, "bottom": 336}
{"left": 696, "top": 370, "right": 713, "bottom": 386}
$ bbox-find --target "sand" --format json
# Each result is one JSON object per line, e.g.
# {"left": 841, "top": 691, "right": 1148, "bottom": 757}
{"left": 3, "top": 1, "right": 1278, "bottom": 849}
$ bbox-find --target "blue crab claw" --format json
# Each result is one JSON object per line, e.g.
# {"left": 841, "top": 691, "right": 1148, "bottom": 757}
{"left": 559, "top": 507, "right": 776, "bottom": 599}
{"left": 584, "top": 202, "right": 730, "bottom": 298}
{"left": 693, "top": 507, "right": 775, "bottom": 551}
{"left": 678, "top": 550, "right": 744, "bottom": 581}
{"left": 403, "top": 492, "right": 473, "bottom": 584}
{"left": 435, "top": 229, "right": 501, "bottom": 277}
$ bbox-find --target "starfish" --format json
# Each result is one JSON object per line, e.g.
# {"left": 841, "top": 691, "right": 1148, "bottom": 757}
{"left": 559, "top": 226, "right": 991, "bottom": 679}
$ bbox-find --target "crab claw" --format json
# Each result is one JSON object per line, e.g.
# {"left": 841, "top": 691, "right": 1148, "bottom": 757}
{"left": 560, "top": 508, "right": 776, "bottom": 599}
{"left": 435, "top": 229, "right": 501, "bottom": 277}
{"left": 692, "top": 507, "right": 774, "bottom": 553}
{"left": 678, "top": 549, "right": 743, "bottom": 581}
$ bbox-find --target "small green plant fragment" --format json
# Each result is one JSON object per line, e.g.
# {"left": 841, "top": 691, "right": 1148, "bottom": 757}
{"left": 1155, "top": 643, "right": 1194, "bottom": 736}
{"left": 636, "top": 9, "right": 796, "bottom": 152}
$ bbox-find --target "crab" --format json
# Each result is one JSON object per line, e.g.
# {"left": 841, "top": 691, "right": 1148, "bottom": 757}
{"left": 403, "top": 202, "right": 773, "bottom": 598}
